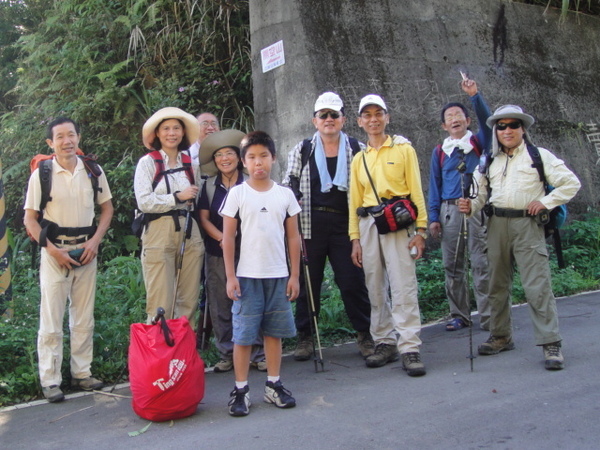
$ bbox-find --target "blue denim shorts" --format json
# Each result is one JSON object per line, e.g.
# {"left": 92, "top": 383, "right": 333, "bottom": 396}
{"left": 232, "top": 277, "right": 296, "bottom": 345}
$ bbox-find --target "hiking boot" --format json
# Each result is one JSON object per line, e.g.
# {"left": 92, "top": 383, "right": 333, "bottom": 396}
{"left": 251, "top": 359, "right": 267, "bottom": 372}
{"left": 401, "top": 352, "right": 427, "bottom": 377}
{"left": 357, "top": 331, "right": 375, "bottom": 358}
{"left": 543, "top": 342, "right": 564, "bottom": 371}
{"left": 42, "top": 385, "right": 65, "bottom": 403}
{"left": 365, "top": 343, "right": 399, "bottom": 368}
{"left": 228, "top": 385, "right": 251, "bottom": 416}
{"left": 293, "top": 333, "right": 313, "bottom": 361}
{"left": 214, "top": 359, "right": 234, "bottom": 373}
{"left": 71, "top": 376, "right": 103, "bottom": 391}
{"left": 264, "top": 381, "right": 296, "bottom": 408}
{"left": 478, "top": 335, "right": 515, "bottom": 355}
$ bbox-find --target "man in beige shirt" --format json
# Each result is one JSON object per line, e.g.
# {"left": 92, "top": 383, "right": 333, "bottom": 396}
{"left": 24, "top": 117, "right": 113, "bottom": 402}
{"left": 459, "top": 105, "right": 580, "bottom": 371}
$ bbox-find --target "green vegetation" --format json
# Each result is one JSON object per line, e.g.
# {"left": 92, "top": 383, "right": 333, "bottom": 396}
{"left": 2, "top": 213, "right": 598, "bottom": 407}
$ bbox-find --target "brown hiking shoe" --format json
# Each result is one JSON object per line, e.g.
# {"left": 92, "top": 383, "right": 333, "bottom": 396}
{"left": 356, "top": 332, "right": 375, "bottom": 358}
{"left": 213, "top": 359, "right": 234, "bottom": 373}
{"left": 478, "top": 335, "right": 515, "bottom": 355}
{"left": 401, "top": 352, "right": 426, "bottom": 377}
{"left": 543, "top": 342, "right": 564, "bottom": 370}
{"left": 365, "top": 343, "right": 399, "bottom": 368}
{"left": 293, "top": 333, "right": 313, "bottom": 361}
{"left": 71, "top": 376, "right": 103, "bottom": 391}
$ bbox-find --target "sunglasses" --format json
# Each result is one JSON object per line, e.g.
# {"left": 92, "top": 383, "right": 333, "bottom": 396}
{"left": 315, "top": 111, "right": 341, "bottom": 120}
{"left": 496, "top": 121, "right": 522, "bottom": 130}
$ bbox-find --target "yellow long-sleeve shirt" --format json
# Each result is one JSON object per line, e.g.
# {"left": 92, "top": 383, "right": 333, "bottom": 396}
{"left": 349, "top": 135, "right": 428, "bottom": 240}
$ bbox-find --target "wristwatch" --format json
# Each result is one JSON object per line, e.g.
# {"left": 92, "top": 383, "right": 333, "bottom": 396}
{"left": 415, "top": 229, "right": 428, "bottom": 240}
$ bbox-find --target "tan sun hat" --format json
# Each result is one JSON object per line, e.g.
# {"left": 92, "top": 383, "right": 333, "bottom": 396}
{"left": 486, "top": 104, "right": 535, "bottom": 129}
{"left": 142, "top": 107, "right": 200, "bottom": 150}
{"left": 199, "top": 129, "right": 246, "bottom": 177}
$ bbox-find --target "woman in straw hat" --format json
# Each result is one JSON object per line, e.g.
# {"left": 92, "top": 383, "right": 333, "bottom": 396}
{"left": 197, "top": 130, "right": 266, "bottom": 372}
{"left": 134, "top": 107, "right": 205, "bottom": 323}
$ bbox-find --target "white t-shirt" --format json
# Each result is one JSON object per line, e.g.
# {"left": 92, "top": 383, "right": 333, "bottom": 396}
{"left": 220, "top": 182, "right": 301, "bottom": 278}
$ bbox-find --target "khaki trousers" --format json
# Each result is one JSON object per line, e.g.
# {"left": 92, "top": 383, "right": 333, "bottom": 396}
{"left": 38, "top": 245, "right": 97, "bottom": 388}
{"left": 359, "top": 216, "right": 422, "bottom": 354}
{"left": 142, "top": 215, "right": 204, "bottom": 323}
{"left": 487, "top": 216, "right": 561, "bottom": 345}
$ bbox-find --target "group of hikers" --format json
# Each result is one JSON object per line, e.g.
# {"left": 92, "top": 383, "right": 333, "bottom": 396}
{"left": 23, "top": 76, "right": 581, "bottom": 417}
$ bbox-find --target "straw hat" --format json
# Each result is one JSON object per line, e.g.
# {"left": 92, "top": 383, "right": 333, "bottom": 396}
{"left": 199, "top": 129, "right": 245, "bottom": 177}
{"left": 486, "top": 105, "right": 535, "bottom": 129}
{"left": 142, "top": 107, "right": 200, "bottom": 150}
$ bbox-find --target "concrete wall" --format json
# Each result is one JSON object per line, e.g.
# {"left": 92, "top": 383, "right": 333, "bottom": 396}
{"left": 249, "top": 0, "right": 600, "bottom": 213}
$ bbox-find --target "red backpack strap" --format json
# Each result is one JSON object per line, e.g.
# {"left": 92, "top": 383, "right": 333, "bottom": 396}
{"left": 180, "top": 151, "right": 195, "bottom": 186}
{"left": 470, "top": 135, "right": 482, "bottom": 157}
{"left": 150, "top": 150, "right": 166, "bottom": 191}
{"left": 435, "top": 144, "right": 446, "bottom": 167}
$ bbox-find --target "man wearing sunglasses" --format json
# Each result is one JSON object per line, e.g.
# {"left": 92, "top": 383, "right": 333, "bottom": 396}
{"left": 459, "top": 105, "right": 580, "bottom": 371}
{"left": 428, "top": 78, "right": 492, "bottom": 333}
{"left": 283, "top": 92, "right": 373, "bottom": 362}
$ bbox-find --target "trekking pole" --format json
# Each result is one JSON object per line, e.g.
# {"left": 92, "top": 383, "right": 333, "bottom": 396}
{"left": 456, "top": 159, "right": 476, "bottom": 372}
{"left": 298, "top": 220, "right": 325, "bottom": 372}
{"left": 198, "top": 295, "right": 209, "bottom": 351}
{"left": 171, "top": 204, "right": 193, "bottom": 319}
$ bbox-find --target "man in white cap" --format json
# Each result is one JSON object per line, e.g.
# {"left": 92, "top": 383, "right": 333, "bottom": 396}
{"left": 283, "top": 92, "right": 373, "bottom": 361}
{"left": 349, "top": 94, "right": 428, "bottom": 376}
{"left": 189, "top": 112, "right": 221, "bottom": 166}
{"left": 459, "top": 104, "right": 581, "bottom": 370}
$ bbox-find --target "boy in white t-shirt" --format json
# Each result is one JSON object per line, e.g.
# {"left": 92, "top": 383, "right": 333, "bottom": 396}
{"left": 221, "top": 131, "right": 302, "bottom": 417}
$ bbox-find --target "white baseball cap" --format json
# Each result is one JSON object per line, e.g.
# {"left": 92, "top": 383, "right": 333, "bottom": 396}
{"left": 314, "top": 92, "right": 344, "bottom": 112}
{"left": 358, "top": 94, "right": 387, "bottom": 114}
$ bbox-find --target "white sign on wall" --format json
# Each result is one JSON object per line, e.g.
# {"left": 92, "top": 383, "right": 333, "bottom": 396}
{"left": 261, "top": 40, "right": 285, "bottom": 73}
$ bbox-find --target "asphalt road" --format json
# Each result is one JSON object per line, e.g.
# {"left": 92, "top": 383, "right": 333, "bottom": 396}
{"left": 2, "top": 291, "right": 599, "bottom": 449}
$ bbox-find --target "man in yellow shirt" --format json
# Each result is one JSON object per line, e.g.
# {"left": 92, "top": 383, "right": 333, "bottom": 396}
{"left": 349, "top": 95, "right": 428, "bottom": 376}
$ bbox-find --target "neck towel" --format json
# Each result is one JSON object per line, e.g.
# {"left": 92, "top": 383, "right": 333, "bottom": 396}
{"left": 314, "top": 131, "right": 348, "bottom": 193}
{"left": 442, "top": 130, "right": 474, "bottom": 156}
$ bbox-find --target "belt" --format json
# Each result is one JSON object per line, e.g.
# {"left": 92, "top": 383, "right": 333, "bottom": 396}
{"left": 491, "top": 207, "right": 530, "bottom": 218}
{"left": 55, "top": 236, "right": 89, "bottom": 245}
{"left": 442, "top": 199, "right": 460, "bottom": 206}
{"left": 312, "top": 206, "right": 347, "bottom": 215}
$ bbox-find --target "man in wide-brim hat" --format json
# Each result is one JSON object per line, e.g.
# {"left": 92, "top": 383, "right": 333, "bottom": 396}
{"left": 459, "top": 104, "right": 581, "bottom": 371}
{"left": 197, "top": 130, "right": 267, "bottom": 373}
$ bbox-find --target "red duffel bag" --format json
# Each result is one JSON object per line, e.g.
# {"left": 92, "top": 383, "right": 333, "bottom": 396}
{"left": 129, "top": 309, "right": 205, "bottom": 422}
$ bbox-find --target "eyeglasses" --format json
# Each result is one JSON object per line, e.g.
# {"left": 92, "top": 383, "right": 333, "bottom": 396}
{"left": 214, "top": 150, "right": 237, "bottom": 159}
{"left": 315, "top": 111, "right": 341, "bottom": 120}
{"left": 496, "top": 121, "right": 522, "bottom": 130}
{"left": 360, "top": 110, "right": 387, "bottom": 120}
{"left": 200, "top": 121, "right": 219, "bottom": 128}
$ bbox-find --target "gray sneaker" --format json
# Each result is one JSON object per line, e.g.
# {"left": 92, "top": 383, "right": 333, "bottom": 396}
{"left": 42, "top": 385, "right": 65, "bottom": 403}
{"left": 71, "top": 376, "right": 103, "bottom": 391}
{"left": 543, "top": 342, "right": 564, "bottom": 370}
{"left": 228, "top": 385, "right": 251, "bottom": 416}
{"left": 357, "top": 332, "right": 375, "bottom": 358}
{"left": 401, "top": 352, "right": 426, "bottom": 377}
{"left": 478, "top": 335, "right": 515, "bottom": 355}
{"left": 214, "top": 359, "right": 234, "bottom": 373}
{"left": 365, "top": 343, "right": 399, "bottom": 368}
{"left": 293, "top": 333, "right": 313, "bottom": 361}
{"left": 251, "top": 359, "right": 267, "bottom": 372}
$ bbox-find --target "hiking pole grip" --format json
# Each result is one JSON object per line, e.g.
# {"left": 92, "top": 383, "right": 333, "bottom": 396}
{"left": 152, "top": 307, "right": 166, "bottom": 325}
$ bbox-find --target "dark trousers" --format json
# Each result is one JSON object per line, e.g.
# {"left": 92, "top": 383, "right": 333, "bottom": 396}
{"left": 295, "top": 211, "right": 371, "bottom": 334}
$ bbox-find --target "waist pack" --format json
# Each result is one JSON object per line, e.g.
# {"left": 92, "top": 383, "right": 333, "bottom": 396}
{"left": 129, "top": 315, "right": 205, "bottom": 422}
{"left": 369, "top": 197, "right": 418, "bottom": 235}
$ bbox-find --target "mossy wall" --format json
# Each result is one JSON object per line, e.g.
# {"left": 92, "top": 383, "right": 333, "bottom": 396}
{"left": 249, "top": 0, "right": 600, "bottom": 213}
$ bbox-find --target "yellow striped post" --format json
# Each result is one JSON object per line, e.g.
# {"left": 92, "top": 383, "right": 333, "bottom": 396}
{"left": 0, "top": 157, "right": 11, "bottom": 317}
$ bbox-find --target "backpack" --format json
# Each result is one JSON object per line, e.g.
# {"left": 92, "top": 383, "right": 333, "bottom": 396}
{"left": 36, "top": 153, "right": 103, "bottom": 212}
{"left": 28, "top": 153, "right": 103, "bottom": 247}
{"left": 131, "top": 150, "right": 195, "bottom": 237}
